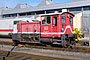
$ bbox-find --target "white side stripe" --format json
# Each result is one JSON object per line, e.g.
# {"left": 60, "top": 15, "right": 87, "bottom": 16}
{"left": 12, "top": 25, "right": 73, "bottom": 35}
{"left": 41, "top": 25, "right": 73, "bottom": 34}
{"left": 13, "top": 32, "right": 40, "bottom": 34}
{"left": 63, "top": 25, "right": 73, "bottom": 33}
{"left": 41, "top": 33, "right": 64, "bottom": 34}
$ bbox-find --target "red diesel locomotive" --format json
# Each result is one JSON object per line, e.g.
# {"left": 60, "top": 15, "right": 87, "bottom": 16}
{"left": 12, "top": 12, "right": 77, "bottom": 47}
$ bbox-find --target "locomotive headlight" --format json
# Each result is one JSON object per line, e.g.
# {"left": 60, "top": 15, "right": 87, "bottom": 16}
{"left": 62, "top": 25, "right": 64, "bottom": 31}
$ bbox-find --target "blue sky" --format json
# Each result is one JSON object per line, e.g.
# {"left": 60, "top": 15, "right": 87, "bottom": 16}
{"left": 0, "top": 0, "right": 70, "bottom": 8}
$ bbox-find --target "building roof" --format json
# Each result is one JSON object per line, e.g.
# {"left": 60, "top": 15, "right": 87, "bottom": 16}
{"left": 1, "top": 0, "right": 90, "bottom": 15}
{"left": 37, "top": 0, "right": 55, "bottom": 7}
{"left": 0, "top": 7, "right": 11, "bottom": 11}
{"left": 0, "top": 7, "right": 12, "bottom": 15}
{"left": 14, "top": 4, "right": 33, "bottom": 9}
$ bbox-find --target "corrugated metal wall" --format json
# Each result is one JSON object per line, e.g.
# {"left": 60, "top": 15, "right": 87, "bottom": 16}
{"left": 82, "top": 15, "right": 89, "bottom": 32}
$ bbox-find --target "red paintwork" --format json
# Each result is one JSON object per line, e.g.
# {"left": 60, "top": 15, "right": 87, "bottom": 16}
{"left": 17, "top": 21, "right": 40, "bottom": 33}
{"left": 41, "top": 12, "right": 74, "bottom": 37}
{"left": 17, "top": 12, "right": 74, "bottom": 38}
{"left": 0, "top": 29, "right": 13, "bottom": 32}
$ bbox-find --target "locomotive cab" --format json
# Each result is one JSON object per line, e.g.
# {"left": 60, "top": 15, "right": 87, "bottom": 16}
{"left": 40, "top": 12, "right": 75, "bottom": 47}
{"left": 40, "top": 12, "right": 74, "bottom": 38}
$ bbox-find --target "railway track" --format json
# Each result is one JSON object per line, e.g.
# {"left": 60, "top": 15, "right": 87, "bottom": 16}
{"left": 0, "top": 38, "right": 90, "bottom": 60}
{"left": 0, "top": 38, "right": 68, "bottom": 60}
{"left": 0, "top": 50, "right": 66, "bottom": 60}
{"left": 0, "top": 38, "right": 90, "bottom": 53}
{"left": 0, "top": 44, "right": 90, "bottom": 60}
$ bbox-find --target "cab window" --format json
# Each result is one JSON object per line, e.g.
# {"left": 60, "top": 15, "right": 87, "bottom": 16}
{"left": 42, "top": 16, "right": 51, "bottom": 24}
{"left": 69, "top": 15, "right": 73, "bottom": 24}
{"left": 47, "top": 16, "right": 51, "bottom": 24}
{"left": 61, "top": 14, "right": 65, "bottom": 23}
{"left": 53, "top": 17, "right": 57, "bottom": 26}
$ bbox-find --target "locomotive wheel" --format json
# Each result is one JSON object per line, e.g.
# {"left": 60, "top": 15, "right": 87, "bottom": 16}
{"left": 61, "top": 35, "right": 67, "bottom": 48}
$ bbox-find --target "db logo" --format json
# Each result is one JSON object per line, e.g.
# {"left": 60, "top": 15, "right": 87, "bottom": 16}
{"left": 44, "top": 26, "right": 48, "bottom": 30}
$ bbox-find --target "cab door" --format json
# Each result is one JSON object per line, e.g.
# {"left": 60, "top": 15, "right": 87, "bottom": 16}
{"left": 60, "top": 14, "right": 66, "bottom": 33}
{"left": 52, "top": 15, "right": 59, "bottom": 37}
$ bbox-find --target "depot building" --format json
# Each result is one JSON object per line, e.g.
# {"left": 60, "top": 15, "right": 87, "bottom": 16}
{"left": 0, "top": 0, "right": 90, "bottom": 35}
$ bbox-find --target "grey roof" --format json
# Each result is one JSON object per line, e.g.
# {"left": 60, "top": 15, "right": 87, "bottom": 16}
{"left": 37, "top": 0, "right": 48, "bottom": 6}
{"left": 0, "top": 7, "right": 12, "bottom": 15}
{"left": 37, "top": 0, "right": 55, "bottom": 7}
{"left": 14, "top": 4, "right": 32, "bottom": 9}
{"left": 0, "top": 7, "right": 11, "bottom": 11}
{"left": 2, "top": 0, "right": 90, "bottom": 15}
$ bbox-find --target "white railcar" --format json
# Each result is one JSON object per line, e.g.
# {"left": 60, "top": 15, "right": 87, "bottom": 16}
{"left": 0, "top": 18, "right": 35, "bottom": 36}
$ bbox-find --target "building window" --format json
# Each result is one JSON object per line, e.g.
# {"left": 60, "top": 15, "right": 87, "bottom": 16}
{"left": 27, "top": 12, "right": 35, "bottom": 15}
{"left": 36, "top": 11, "right": 45, "bottom": 14}
{"left": 27, "top": 12, "right": 31, "bottom": 15}
{"left": 83, "top": 6, "right": 90, "bottom": 11}
{"left": 31, "top": 12, "right": 35, "bottom": 15}
{"left": 10, "top": 14, "right": 17, "bottom": 17}
{"left": 2, "top": 14, "right": 10, "bottom": 18}
{"left": 46, "top": 10, "right": 55, "bottom": 14}
{"left": 2, "top": 14, "right": 17, "bottom": 18}
{"left": 19, "top": 13, "right": 26, "bottom": 16}
{"left": 2, "top": 15, "right": 6, "bottom": 18}
{"left": 68, "top": 7, "right": 82, "bottom": 12}
{"left": 61, "top": 14, "right": 65, "bottom": 23}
